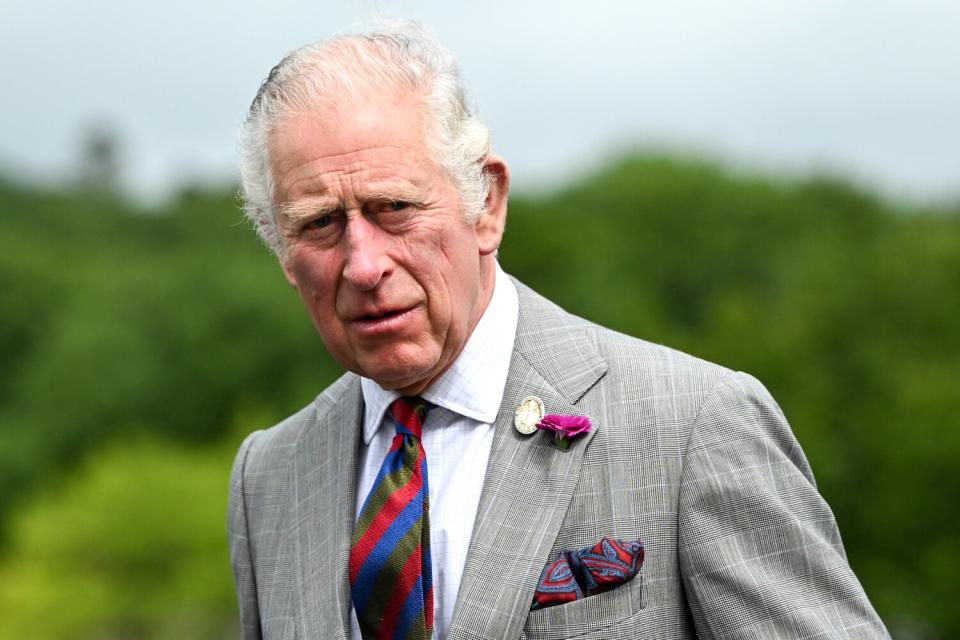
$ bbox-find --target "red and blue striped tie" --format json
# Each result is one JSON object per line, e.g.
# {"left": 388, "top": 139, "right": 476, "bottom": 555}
{"left": 350, "top": 397, "right": 433, "bottom": 640}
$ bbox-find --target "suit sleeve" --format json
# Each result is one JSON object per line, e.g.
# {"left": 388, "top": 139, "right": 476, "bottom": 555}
{"left": 677, "top": 372, "right": 889, "bottom": 639}
{"left": 228, "top": 430, "right": 264, "bottom": 640}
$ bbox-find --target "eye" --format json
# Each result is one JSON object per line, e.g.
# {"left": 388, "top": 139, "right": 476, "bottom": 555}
{"left": 303, "top": 215, "right": 333, "bottom": 230}
{"left": 296, "top": 213, "right": 343, "bottom": 243}
{"left": 366, "top": 198, "right": 415, "bottom": 214}
{"left": 385, "top": 200, "right": 411, "bottom": 212}
{"left": 366, "top": 200, "right": 416, "bottom": 224}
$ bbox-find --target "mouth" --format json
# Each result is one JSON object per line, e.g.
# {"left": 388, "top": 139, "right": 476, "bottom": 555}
{"left": 349, "top": 305, "right": 422, "bottom": 336}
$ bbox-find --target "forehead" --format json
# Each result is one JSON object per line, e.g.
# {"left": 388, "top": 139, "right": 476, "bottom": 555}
{"left": 268, "top": 88, "right": 439, "bottom": 196}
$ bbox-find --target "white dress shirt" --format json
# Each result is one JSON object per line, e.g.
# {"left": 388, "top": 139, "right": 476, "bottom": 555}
{"left": 350, "top": 264, "right": 519, "bottom": 640}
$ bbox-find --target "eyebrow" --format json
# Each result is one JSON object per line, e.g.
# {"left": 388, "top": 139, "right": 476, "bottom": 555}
{"left": 279, "top": 200, "right": 340, "bottom": 225}
{"left": 279, "top": 188, "right": 426, "bottom": 224}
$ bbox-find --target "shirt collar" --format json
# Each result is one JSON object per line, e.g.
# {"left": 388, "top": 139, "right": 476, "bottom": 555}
{"left": 360, "top": 263, "right": 519, "bottom": 444}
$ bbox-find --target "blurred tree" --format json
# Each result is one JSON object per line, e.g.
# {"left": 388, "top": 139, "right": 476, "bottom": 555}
{"left": 76, "top": 124, "right": 122, "bottom": 195}
{"left": 0, "top": 435, "right": 243, "bottom": 639}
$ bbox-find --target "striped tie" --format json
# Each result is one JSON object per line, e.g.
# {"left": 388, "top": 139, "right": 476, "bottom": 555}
{"left": 350, "top": 397, "right": 433, "bottom": 640}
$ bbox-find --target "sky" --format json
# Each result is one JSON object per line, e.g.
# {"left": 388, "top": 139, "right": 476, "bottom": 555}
{"left": 1, "top": 0, "right": 957, "bottom": 203}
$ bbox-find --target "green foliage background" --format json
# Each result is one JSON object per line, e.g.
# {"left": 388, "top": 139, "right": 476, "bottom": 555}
{"left": 0, "top": 156, "right": 956, "bottom": 638}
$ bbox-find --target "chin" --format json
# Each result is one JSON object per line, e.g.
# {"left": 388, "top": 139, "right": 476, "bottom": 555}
{"left": 354, "top": 350, "right": 440, "bottom": 391}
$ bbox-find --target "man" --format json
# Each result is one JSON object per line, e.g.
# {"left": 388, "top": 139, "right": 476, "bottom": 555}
{"left": 228, "top": 21, "right": 889, "bottom": 640}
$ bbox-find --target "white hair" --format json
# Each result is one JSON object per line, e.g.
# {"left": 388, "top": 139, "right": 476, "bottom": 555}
{"left": 238, "top": 20, "right": 492, "bottom": 256}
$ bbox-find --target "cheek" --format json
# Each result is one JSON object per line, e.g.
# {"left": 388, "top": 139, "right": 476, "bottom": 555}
{"left": 430, "top": 242, "right": 482, "bottom": 323}
{"left": 289, "top": 255, "right": 338, "bottom": 306}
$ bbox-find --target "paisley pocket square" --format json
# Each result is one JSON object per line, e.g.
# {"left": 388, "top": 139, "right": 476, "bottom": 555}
{"left": 531, "top": 537, "right": 645, "bottom": 610}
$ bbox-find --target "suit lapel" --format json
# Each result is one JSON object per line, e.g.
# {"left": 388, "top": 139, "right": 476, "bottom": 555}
{"left": 449, "top": 282, "right": 607, "bottom": 640}
{"left": 292, "top": 376, "right": 362, "bottom": 640}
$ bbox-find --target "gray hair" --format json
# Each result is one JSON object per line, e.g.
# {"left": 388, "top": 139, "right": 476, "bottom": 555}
{"left": 238, "top": 20, "right": 492, "bottom": 256}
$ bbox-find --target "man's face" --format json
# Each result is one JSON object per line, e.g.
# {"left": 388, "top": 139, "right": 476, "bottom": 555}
{"left": 270, "top": 89, "right": 506, "bottom": 395}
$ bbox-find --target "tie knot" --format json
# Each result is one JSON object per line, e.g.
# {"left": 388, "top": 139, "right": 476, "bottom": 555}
{"left": 389, "top": 396, "right": 428, "bottom": 439}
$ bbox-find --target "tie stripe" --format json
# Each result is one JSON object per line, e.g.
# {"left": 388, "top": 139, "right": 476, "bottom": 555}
{"left": 350, "top": 452, "right": 425, "bottom": 582}
{"left": 350, "top": 397, "right": 433, "bottom": 640}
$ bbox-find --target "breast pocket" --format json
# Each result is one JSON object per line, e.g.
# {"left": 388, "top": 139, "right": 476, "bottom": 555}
{"left": 520, "top": 569, "right": 644, "bottom": 640}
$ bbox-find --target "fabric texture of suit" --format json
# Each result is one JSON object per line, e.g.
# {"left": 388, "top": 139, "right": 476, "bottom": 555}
{"left": 228, "top": 278, "right": 889, "bottom": 639}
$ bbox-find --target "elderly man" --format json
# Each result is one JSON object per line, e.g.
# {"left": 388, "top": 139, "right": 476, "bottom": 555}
{"left": 228, "top": 22, "right": 888, "bottom": 640}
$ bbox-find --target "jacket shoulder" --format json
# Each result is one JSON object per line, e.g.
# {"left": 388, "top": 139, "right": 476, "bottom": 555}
{"left": 588, "top": 321, "right": 731, "bottom": 389}
{"left": 237, "top": 372, "right": 358, "bottom": 475}
{"left": 513, "top": 277, "right": 740, "bottom": 422}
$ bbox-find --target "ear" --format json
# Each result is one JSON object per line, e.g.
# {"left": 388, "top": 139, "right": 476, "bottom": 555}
{"left": 474, "top": 154, "right": 510, "bottom": 255}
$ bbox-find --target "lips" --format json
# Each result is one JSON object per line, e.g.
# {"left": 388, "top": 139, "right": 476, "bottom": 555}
{"left": 357, "top": 307, "right": 405, "bottom": 321}
{"left": 348, "top": 304, "right": 422, "bottom": 337}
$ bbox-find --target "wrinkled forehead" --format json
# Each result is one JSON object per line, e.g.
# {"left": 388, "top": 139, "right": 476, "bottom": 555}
{"left": 267, "top": 85, "right": 430, "bottom": 161}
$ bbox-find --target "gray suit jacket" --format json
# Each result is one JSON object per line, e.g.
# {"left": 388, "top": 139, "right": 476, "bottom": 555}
{"left": 229, "top": 279, "right": 889, "bottom": 639}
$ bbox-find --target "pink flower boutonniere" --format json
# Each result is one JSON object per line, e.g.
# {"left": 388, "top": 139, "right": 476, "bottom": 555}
{"left": 535, "top": 414, "right": 592, "bottom": 450}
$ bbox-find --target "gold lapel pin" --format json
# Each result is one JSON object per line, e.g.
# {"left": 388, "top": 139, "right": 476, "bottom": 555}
{"left": 514, "top": 396, "right": 545, "bottom": 435}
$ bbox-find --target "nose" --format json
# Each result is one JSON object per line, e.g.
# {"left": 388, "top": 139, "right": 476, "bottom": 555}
{"left": 341, "top": 215, "right": 388, "bottom": 291}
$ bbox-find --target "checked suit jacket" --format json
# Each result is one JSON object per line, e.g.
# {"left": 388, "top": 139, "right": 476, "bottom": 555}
{"left": 228, "top": 279, "right": 890, "bottom": 639}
